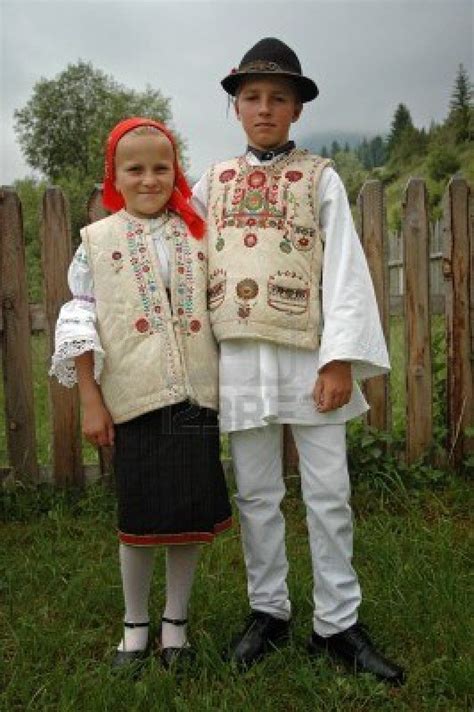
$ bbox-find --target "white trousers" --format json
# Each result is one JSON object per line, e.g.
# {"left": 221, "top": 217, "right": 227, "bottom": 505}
{"left": 230, "top": 423, "right": 361, "bottom": 636}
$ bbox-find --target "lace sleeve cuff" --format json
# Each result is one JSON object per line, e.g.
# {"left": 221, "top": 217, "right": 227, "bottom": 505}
{"left": 49, "top": 339, "right": 105, "bottom": 388}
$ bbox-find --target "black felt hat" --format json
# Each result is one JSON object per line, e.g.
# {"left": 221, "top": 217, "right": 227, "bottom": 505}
{"left": 221, "top": 37, "right": 319, "bottom": 103}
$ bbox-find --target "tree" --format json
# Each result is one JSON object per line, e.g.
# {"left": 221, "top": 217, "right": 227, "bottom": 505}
{"left": 332, "top": 151, "right": 368, "bottom": 204}
{"left": 448, "top": 63, "right": 473, "bottom": 143}
{"left": 14, "top": 61, "right": 181, "bottom": 237}
{"left": 14, "top": 61, "right": 176, "bottom": 183}
{"left": 387, "top": 103, "right": 414, "bottom": 155}
{"left": 330, "top": 140, "right": 341, "bottom": 158}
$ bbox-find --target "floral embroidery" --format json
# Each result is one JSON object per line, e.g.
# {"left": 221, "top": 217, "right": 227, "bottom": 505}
{"left": 208, "top": 268, "right": 226, "bottom": 311}
{"left": 236, "top": 278, "right": 259, "bottom": 300}
{"left": 124, "top": 217, "right": 166, "bottom": 334}
{"left": 189, "top": 319, "right": 201, "bottom": 333}
{"left": 235, "top": 278, "right": 259, "bottom": 321}
{"left": 219, "top": 169, "right": 236, "bottom": 183}
{"left": 135, "top": 317, "right": 150, "bottom": 333}
{"left": 244, "top": 233, "right": 258, "bottom": 248}
{"left": 285, "top": 170, "right": 303, "bottom": 182}
{"left": 247, "top": 170, "right": 266, "bottom": 188}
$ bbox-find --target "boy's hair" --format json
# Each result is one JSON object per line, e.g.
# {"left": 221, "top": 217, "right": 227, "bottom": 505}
{"left": 234, "top": 75, "right": 303, "bottom": 104}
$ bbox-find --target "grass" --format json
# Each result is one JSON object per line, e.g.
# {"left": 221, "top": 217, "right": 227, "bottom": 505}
{"left": 0, "top": 476, "right": 472, "bottom": 711}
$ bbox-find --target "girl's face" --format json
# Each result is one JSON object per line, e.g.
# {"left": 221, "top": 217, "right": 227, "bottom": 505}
{"left": 114, "top": 132, "right": 175, "bottom": 219}
{"left": 235, "top": 76, "right": 302, "bottom": 151}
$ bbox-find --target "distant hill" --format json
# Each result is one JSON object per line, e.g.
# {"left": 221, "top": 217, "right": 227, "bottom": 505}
{"left": 299, "top": 131, "right": 383, "bottom": 154}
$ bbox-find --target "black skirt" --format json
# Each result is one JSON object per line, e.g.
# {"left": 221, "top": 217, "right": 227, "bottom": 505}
{"left": 113, "top": 401, "right": 232, "bottom": 545}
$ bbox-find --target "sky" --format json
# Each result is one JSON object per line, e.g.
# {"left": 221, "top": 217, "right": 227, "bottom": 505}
{"left": 0, "top": 0, "right": 472, "bottom": 184}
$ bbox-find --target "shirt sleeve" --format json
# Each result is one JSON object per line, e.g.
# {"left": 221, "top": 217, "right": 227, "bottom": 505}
{"left": 191, "top": 170, "right": 210, "bottom": 219}
{"left": 317, "top": 167, "right": 390, "bottom": 380}
{"left": 48, "top": 243, "right": 105, "bottom": 388}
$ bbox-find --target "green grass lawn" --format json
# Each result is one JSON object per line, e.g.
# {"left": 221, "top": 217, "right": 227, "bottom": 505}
{"left": 0, "top": 477, "right": 472, "bottom": 711}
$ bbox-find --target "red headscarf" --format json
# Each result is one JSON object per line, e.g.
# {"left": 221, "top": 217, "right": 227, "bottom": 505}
{"left": 102, "top": 117, "right": 205, "bottom": 239}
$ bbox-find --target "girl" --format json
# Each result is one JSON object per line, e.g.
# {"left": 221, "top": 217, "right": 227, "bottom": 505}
{"left": 50, "top": 117, "right": 232, "bottom": 672}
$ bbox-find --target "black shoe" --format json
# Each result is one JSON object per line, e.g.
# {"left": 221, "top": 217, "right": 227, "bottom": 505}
{"left": 158, "top": 616, "right": 195, "bottom": 671}
{"left": 307, "top": 622, "right": 405, "bottom": 685}
{"left": 228, "top": 610, "right": 290, "bottom": 668}
{"left": 111, "top": 621, "right": 151, "bottom": 675}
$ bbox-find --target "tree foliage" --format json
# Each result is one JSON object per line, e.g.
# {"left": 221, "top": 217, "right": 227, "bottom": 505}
{"left": 387, "top": 103, "right": 414, "bottom": 155}
{"left": 14, "top": 60, "right": 176, "bottom": 183}
{"left": 448, "top": 63, "right": 473, "bottom": 143}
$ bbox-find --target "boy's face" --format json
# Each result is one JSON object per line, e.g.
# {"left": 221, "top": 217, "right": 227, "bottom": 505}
{"left": 114, "top": 132, "right": 175, "bottom": 219}
{"left": 235, "top": 76, "right": 302, "bottom": 151}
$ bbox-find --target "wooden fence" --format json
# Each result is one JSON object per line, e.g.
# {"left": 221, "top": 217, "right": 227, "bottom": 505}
{"left": 1, "top": 177, "right": 473, "bottom": 486}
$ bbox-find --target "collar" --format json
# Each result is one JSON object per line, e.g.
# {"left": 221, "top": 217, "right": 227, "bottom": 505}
{"left": 246, "top": 140, "right": 295, "bottom": 162}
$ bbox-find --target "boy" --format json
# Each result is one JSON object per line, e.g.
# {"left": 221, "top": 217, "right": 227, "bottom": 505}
{"left": 193, "top": 38, "right": 404, "bottom": 684}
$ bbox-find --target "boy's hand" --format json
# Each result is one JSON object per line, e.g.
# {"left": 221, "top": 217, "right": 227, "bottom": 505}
{"left": 313, "top": 360, "right": 352, "bottom": 412}
{"left": 82, "top": 402, "right": 115, "bottom": 448}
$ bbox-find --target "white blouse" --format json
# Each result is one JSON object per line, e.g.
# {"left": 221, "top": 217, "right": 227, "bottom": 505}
{"left": 192, "top": 153, "right": 390, "bottom": 432}
{"left": 49, "top": 212, "right": 172, "bottom": 388}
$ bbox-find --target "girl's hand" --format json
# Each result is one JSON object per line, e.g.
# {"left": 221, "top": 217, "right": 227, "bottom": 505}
{"left": 82, "top": 402, "right": 115, "bottom": 448}
{"left": 313, "top": 360, "right": 352, "bottom": 412}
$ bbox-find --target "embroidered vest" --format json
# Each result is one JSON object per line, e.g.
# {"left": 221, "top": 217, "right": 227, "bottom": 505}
{"left": 81, "top": 211, "right": 218, "bottom": 423}
{"left": 207, "top": 150, "right": 331, "bottom": 349}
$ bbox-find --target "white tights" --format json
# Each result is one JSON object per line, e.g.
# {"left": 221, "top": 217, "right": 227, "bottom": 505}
{"left": 117, "top": 543, "right": 200, "bottom": 652}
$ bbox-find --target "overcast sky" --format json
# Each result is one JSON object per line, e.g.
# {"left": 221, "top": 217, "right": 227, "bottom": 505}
{"left": 1, "top": 0, "right": 472, "bottom": 184}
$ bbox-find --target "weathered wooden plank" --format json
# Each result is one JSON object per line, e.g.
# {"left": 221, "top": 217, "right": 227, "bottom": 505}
{"left": 0, "top": 188, "right": 39, "bottom": 479}
{"left": 41, "top": 187, "right": 83, "bottom": 486}
{"left": 86, "top": 184, "right": 114, "bottom": 482}
{"left": 403, "top": 179, "right": 433, "bottom": 462}
{"left": 443, "top": 177, "right": 474, "bottom": 464}
{"left": 87, "top": 184, "right": 108, "bottom": 223}
{"left": 358, "top": 180, "right": 390, "bottom": 430}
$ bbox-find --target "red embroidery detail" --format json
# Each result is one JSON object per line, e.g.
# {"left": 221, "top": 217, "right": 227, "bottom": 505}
{"left": 135, "top": 317, "right": 149, "bottom": 333}
{"left": 219, "top": 169, "right": 236, "bottom": 183}
{"left": 189, "top": 319, "right": 201, "bottom": 332}
{"left": 246, "top": 217, "right": 257, "bottom": 226}
{"left": 178, "top": 266, "right": 185, "bottom": 274}
{"left": 285, "top": 170, "right": 303, "bottom": 182}
{"left": 112, "top": 251, "right": 122, "bottom": 260}
{"left": 236, "top": 278, "right": 259, "bottom": 300}
{"left": 247, "top": 170, "right": 266, "bottom": 188}
{"left": 297, "top": 237, "right": 309, "bottom": 247}
{"left": 238, "top": 305, "right": 251, "bottom": 319}
{"left": 244, "top": 233, "right": 258, "bottom": 248}
{"left": 178, "top": 307, "right": 184, "bottom": 315}
{"left": 142, "top": 265, "right": 150, "bottom": 272}
{"left": 197, "top": 251, "right": 205, "bottom": 261}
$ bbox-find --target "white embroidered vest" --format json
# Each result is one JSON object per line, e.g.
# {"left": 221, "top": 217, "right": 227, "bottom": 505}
{"left": 207, "top": 150, "right": 331, "bottom": 349}
{"left": 81, "top": 211, "right": 218, "bottom": 423}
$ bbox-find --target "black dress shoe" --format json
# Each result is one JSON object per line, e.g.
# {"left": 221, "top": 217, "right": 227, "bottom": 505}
{"left": 111, "top": 621, "right": 151, "bottom": 675}
{"left": 228, "top": 610, "right": 290, "bottom": 667}
{"left": 307, "top": 622, "right": 405, "bottom": 685}
{"left": 160, "top": 645, "right": 196, "bottom": 670}
{"left": 158, "top": 616, "right": 195, "bottom": 671}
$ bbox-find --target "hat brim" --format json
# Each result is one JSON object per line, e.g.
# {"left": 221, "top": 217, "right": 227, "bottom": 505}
{"left": 221, "top": 71, "right": 319, "bottom": 103}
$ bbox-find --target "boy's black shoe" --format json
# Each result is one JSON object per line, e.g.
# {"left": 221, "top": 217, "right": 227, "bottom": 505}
{"left": 228, "top": 610, "right": 290, "bottom": 667}
{"left": 307, "top": 623, "right": 405, "bottom": 685}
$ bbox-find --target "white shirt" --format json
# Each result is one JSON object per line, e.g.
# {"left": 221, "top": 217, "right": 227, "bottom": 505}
{"left": 192, "top": 152, "right": 390, "bottom": 432}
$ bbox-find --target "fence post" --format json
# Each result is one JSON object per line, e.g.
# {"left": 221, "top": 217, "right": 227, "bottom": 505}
{"left": 443, "top": 177, "right": 474, "bottom": 465}
{"left": 358, "top": 180, "right": 391, "bottom": 430}
{"left": 86, "top": 184, "right": 114, "bottom": 482}
{"left": 403, "top": 179, "right": 433, "bottom": 463}
{"left": 41, "top": 187, "right": 83, "bottom": 486}
{"left": 0, "top": 188, "right": 39, "bottom": 480}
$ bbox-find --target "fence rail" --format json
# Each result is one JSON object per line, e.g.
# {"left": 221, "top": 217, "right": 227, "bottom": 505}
{"left": 0, "top": 177, "right": 473, "bottom": 485}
